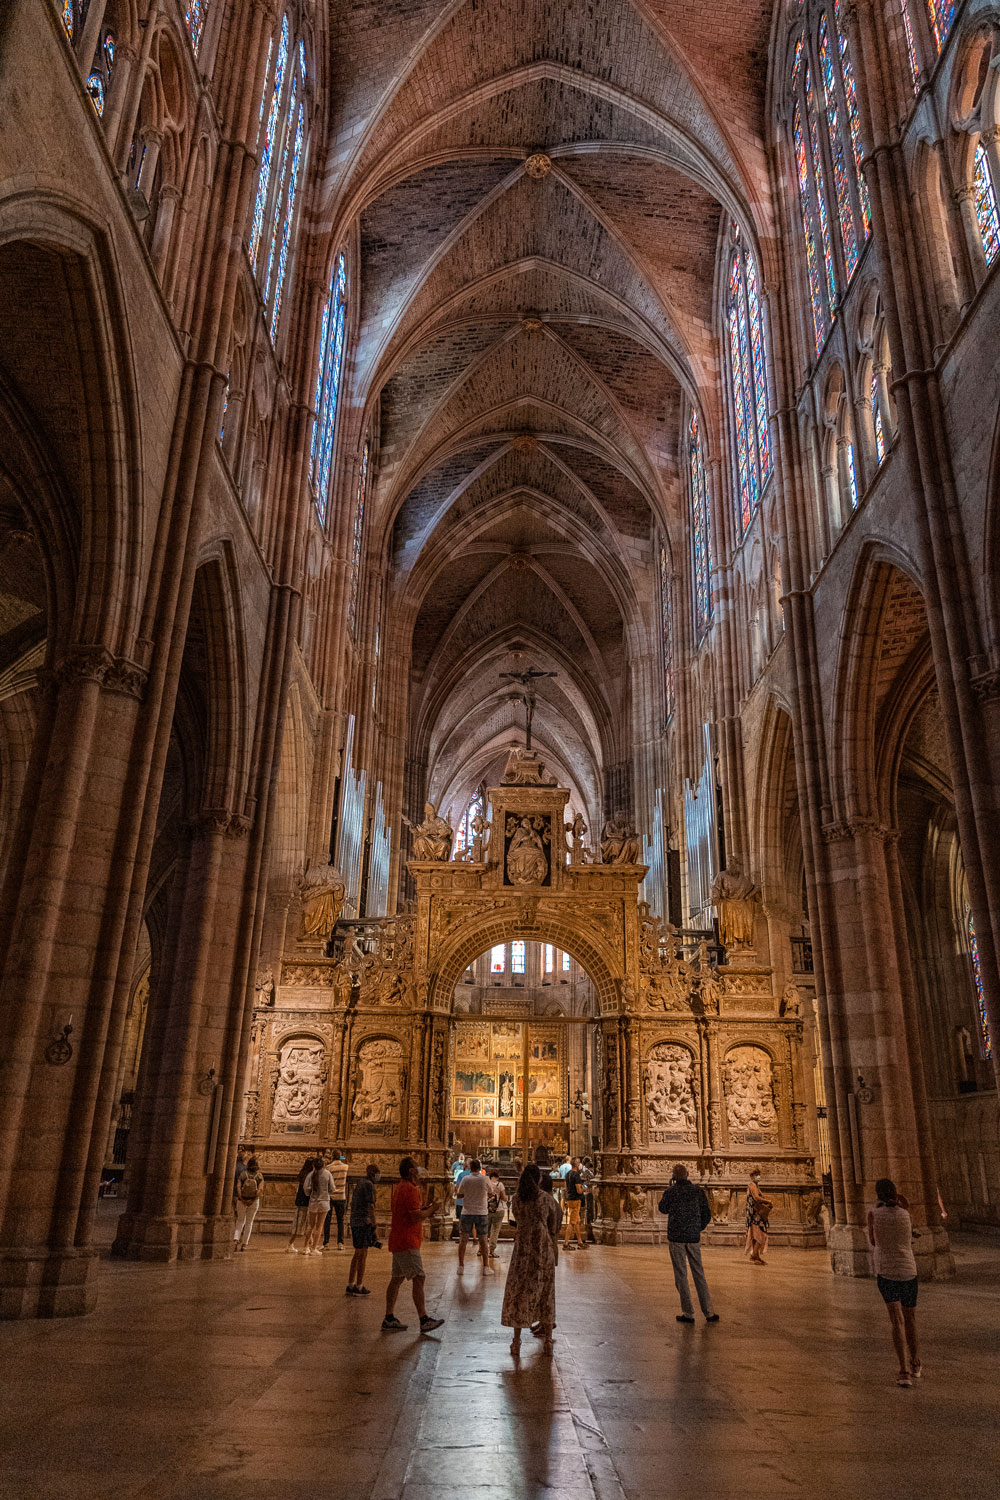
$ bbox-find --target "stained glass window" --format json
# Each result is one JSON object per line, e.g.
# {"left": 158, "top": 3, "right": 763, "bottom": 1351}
{"left": 833, "top": 0, "right": 872, "bottom": 242}
{"left": 348, "top": 436, "right": 370, "bottom": 634}
{"left": 900, "top": 0, "right": 920, "bottom": 90}
{"left": 926, "top": 0, "right": 955, "bottom": 53}
{"left": 807, "top": 66, "right": 838, "bottom": 313}
{"left": 794, "top": 100, "right": 829, "bottom": 353}
{"left": 689, "top": 410, "right": 712, "bottom": 636}
{"left": 845, "top": 439, "right": 858, "bottom": 508}
{"left": 184, "top": 0, "right": 207, "bottom": 54}
{"left": 967, "top": 906, "right": 991, "bottom": 1059}
{"left": 726, "top": 242, "right": 773, "bottom": 534}
{"left": 491, "top": 945, "right": 506, "bottom": 974}
{"left": 871, "top": 370, "right": 885, "bottom": 462}
{"left": 249, "top": 17, "right": 288, "bottom": 273}
{"left": 658, "top": 541, "right": 675, "bottom": 722}
{"left": 85, "top": 29, "right": 116, "bottom": 117}
{"left": 821, "top": 19, "right": 860, "bottom": 277}
{"left": 511, "top": 941, "right": 526, "bottom": 974}
{"left": 973, "top": 145, "right": 1000, "bottom": 267}
{"left": 60, "top": 0, "right": 75, "bottom": 39}
{"left": 454, "top": 792, "right": 484, "bottom": 855}
{"left": 311, "top": 252, "right": 348, "bottom": 526}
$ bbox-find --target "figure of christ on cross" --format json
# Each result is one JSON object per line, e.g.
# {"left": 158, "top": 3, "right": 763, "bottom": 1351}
{"left": 499, "top": 666, "right": 556, "bottom": 751}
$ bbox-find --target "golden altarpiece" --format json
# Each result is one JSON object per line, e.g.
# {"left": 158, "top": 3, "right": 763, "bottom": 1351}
{"left": 242, "top": 755, "right": 823, "bottom": 1244}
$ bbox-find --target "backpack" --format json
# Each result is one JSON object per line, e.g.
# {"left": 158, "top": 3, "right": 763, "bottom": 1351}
{"left": 239, "top": 1173, "right": 260, "bottom": 1203}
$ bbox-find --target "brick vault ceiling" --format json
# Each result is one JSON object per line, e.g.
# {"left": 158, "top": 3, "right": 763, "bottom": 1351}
{"left": 323, "top": 0, "right": 774, "bottom": 808}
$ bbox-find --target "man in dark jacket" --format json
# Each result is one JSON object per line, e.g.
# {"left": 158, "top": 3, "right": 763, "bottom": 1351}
{"left": 658, "top": 1164, "right": 719, "bottom": 1324}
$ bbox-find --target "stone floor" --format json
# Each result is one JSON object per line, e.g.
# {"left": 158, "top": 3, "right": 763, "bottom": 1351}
{"left": 1, "top": 1216, "right": 998, "bottom": 1500}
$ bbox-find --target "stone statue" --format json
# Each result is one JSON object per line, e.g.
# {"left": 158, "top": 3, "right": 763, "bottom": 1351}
{"left": 254, "top": 965, "right": 275, "bottom": 1007}
{"left": 272, "top": 1038, "right": 326, "bottom": 1129}
{"left": 643, "top": 1043, "right": 697, "bottom": 1138}
{"left": 470, "top": 809, "right": 490, "bottom": 862}
{"left": 600, "top": 812, "right": 641, "bottom": 865}
{"left": 332, "top": 962, "right": 354, "bottom": 1008}
{"left": 710, "top": 860, "right": 758, "bottom": 949}
{"left": 723, "top": 1045, "right": 777, "bottom": 1134}
{"left": 404, "top": 803, "right": 453, "bottom": 860}
{"left": 780, "top": 982, "right": 802, "bottom": 1018}
{"left": 566, "top": 811, "right": 587, "bottom": 864}
{"left": 498, "top": 1071, "right": 515, "bottom": 1117}
{"left": 505, "top": 814, "right": 549, "bottom": 885}
{"left": 299, "top": 862, "right": 345, "bottom": 941}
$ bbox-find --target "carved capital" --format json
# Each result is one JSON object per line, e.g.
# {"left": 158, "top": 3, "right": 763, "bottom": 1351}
{"left": 48, "top": 646, "right": 147, "bottom": 700}
{"left": 821, "top": 817, "right": 896, "bottom": 844}
{"left": 970, "top": 668, "right": 1000, "bottom": 702}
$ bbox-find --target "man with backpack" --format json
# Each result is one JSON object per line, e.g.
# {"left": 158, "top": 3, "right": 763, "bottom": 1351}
{"left": 234, "top": 1156, "right": 264, "bottom": 1251}
{"left": 658, "top": 1163, "right": 719, "bottom": 1323}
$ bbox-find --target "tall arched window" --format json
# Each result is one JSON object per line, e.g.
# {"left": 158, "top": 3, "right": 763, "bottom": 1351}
{"left": 926, "top": 0, "right": 956, "bottom": 53}
{"left": 790, "top": 6, "right": 873, "bottom": 355}
{"left": 454, "top": 790, "right": 484, "bottom": 855}
{"left": 966, "top": 906, "right": 992, "bottom": 1059}
{"left": 689, "top": 410, "right": 712, "bottom": 638}
{"left": 311, "top": 252, "right": 348, "bottom": 525}
{"left": 725, "top": 233, "right": 773, "bottom": 534}
{"left": 184, "top": 0, "right": 207, "bottom": 54}
{"left": 658, "top": 538, "right": 675, "bottom": 722}
{"left": 348, "top": 434, "right": 371, "bottom": 635}
{"left": 973, "top": 144, "right": 1000, "bottom": 265}
{"left": 249, "top": 17, "right": 308, "bottom": 341}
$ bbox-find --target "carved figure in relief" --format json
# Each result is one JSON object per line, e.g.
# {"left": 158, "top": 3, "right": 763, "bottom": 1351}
{"left": 505, "top": 815, "right": 549, "bottom": 885}
{"left": 723, "top": 1046, "right": 777, "bottom": 1133}
{"left": 644, "top": 1044, "right": 697, "bottom": 1136}
{"left": 332, "top": 963, "right": 354, "bottom": 1008}
{"left": 351, "top": 1038, "right": 406, "bottom": 1134}
{"left": 498, "top": 1072, "right": 515, "bottom": 1117}
{"left": 404, "top": 803, "right": 453, "bottom": 861}
{"left": 470, "top": 810, "right": 490, "bottom": 861}
{"left": 272, "top": 1039, "right": 327, "bottom": 1129}
{"left": 299, "top": 862, "right": 346, "bottom": 940}
{"left": 710, "top": 860, "right": 759, "bottom": 949}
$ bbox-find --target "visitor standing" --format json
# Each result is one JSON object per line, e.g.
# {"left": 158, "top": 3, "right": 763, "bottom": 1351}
{"left": 287, "top": 1154, "right": 317, "bottom": 1253}
{"left": 487, "top": 1168, "right": 507, "bottom": 1260}
{"left": 502, "top": 1164, "right": 559, "bottom": 1357}
{"left": 302, "top": 1155, "right": 334, "bottom": 1256}
{"left": 451, "top": 1153, "right": 467, "bottom": 1238}
{"left": 745, "top": 1167, "right": 771, "bottom": 1264}
{"left": 457, "top": 1158, "right": 492, "bottom": 1273}
{"left": 382, "top": 1158, "right": 444, "bottom": 1333}
{"left": 580, "top": 1156, "right": 596, "bottom": 1233}
{"left": 555, "top": 1154, "right": 572, "bottom": 1203}
{"left": 323, "top": 1152, "right": 349, "bottom": 1252}
{"left": 233, "top": 1147, "right": 247, "bottom": 1218}
{"left": 658, "top": 1164, "right": 718, "bottom": 1323}
{"left": 346, "top": 1163, "right": 380, "bottom": 1296}
{"left": 867, "top": 1177, "right": 922, "bottom": 1387}
{"left": 562, "top": 1157, "right": 588, "bottom": 1251}
{"left": 234, "top": 1156, "right": 264, "bottom": 1251}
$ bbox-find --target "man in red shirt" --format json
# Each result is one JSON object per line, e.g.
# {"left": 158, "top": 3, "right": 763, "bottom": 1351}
{"left": 382, "top": 1157, "right": 445, "bottom": 1333}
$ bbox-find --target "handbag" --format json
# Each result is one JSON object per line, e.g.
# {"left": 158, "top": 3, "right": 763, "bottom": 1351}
{"left": 294, "top": 1185, "right": 309, "bottom": 1209}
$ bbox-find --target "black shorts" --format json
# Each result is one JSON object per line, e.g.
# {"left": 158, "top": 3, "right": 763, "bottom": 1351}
{"left": 877, "top": 1275, "right": 918, "bottom": 1308}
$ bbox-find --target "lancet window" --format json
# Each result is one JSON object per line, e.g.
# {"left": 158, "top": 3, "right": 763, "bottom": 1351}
{"left": 973, "top": 145, "right": 1000, "bottom": 266}
{"left": 347, "top": 434, "right": 371, "bottom": 635}
{"left": 658, "top": 539, "right": 675, "bottom": 723}
{"left": 725, "top": 233, "right": 773, "bottom": 534}
{"left": 966, "top": 907, "right": 992, "bottom": 1059}
{"left": 454, "top": 791, "right": 484, "bottom": 856}
{"left": 688, "top": 409, "right": 712, "bottom": 638}
{"left": 184, "top": 0, "right": 207, "bottom": 54}
{"left": 249, "top": 15, "right": 309, "bottom": 341}
{"left": 789, "top": 4, "right": 872, "bottom": 357}
{"left": 311, "top": 252, "right": 348, "bottom": 525}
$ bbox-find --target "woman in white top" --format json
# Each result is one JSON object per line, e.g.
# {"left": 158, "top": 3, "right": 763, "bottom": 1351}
{"left": 867, "top": 1177, "right": 922, "bottom": 1387}
{"left": 303, "top": 1156, "right": 335, "bottom": 1256}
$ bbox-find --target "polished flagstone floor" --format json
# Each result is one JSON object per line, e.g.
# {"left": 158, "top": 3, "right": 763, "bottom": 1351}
{"left": 1, "top": 1219, "right": 998, "bottom": 1500}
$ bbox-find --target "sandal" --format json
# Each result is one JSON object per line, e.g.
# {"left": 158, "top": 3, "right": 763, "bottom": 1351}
{"left": 509, "top": 1339, "right": 521, "bottom": 1356}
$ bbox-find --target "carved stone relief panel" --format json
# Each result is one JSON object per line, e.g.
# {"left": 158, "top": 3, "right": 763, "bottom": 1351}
{"left": 643, "top": 1042, "right": 698, "bottom": 1144}
{"left": 271, "top": 1036, "right": 327, "bottom": 1133}
{"left": 723, "top": 1044, "right": 778, "bottom": 1144}
{"left": 350, "top": 1037, "right": 407, "bottom": 1137}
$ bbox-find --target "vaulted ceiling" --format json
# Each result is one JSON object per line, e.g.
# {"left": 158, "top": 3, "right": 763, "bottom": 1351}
{"left": 322, "top": 0, "right": 776, "bottom": 820}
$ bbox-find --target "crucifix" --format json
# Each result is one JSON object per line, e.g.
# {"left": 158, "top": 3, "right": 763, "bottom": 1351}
{"left": 499, "top": 666, "right": 555, "bottom": 751}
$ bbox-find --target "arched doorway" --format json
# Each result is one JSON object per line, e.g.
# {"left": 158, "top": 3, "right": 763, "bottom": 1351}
{"left": 449, "top": 941, "right": 599, "bottom": 1162}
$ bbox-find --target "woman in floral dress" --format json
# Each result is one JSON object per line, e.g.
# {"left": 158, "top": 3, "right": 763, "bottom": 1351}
{"left": 502, "top": 1164, "right": 559, "bottom": 1357}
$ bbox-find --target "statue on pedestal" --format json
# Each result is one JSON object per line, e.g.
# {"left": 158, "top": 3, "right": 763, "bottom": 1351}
{"left": 710, "top": 860, "right": 759, "bottom": 949}
{"left": 565, "top": 810, "right": 587, "bottom": 864}
{"left": 404, "top": 802, "right": 453, "bottom": 860}
{"left": 600, "top": 813, "right": 641, "bottom": 865}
